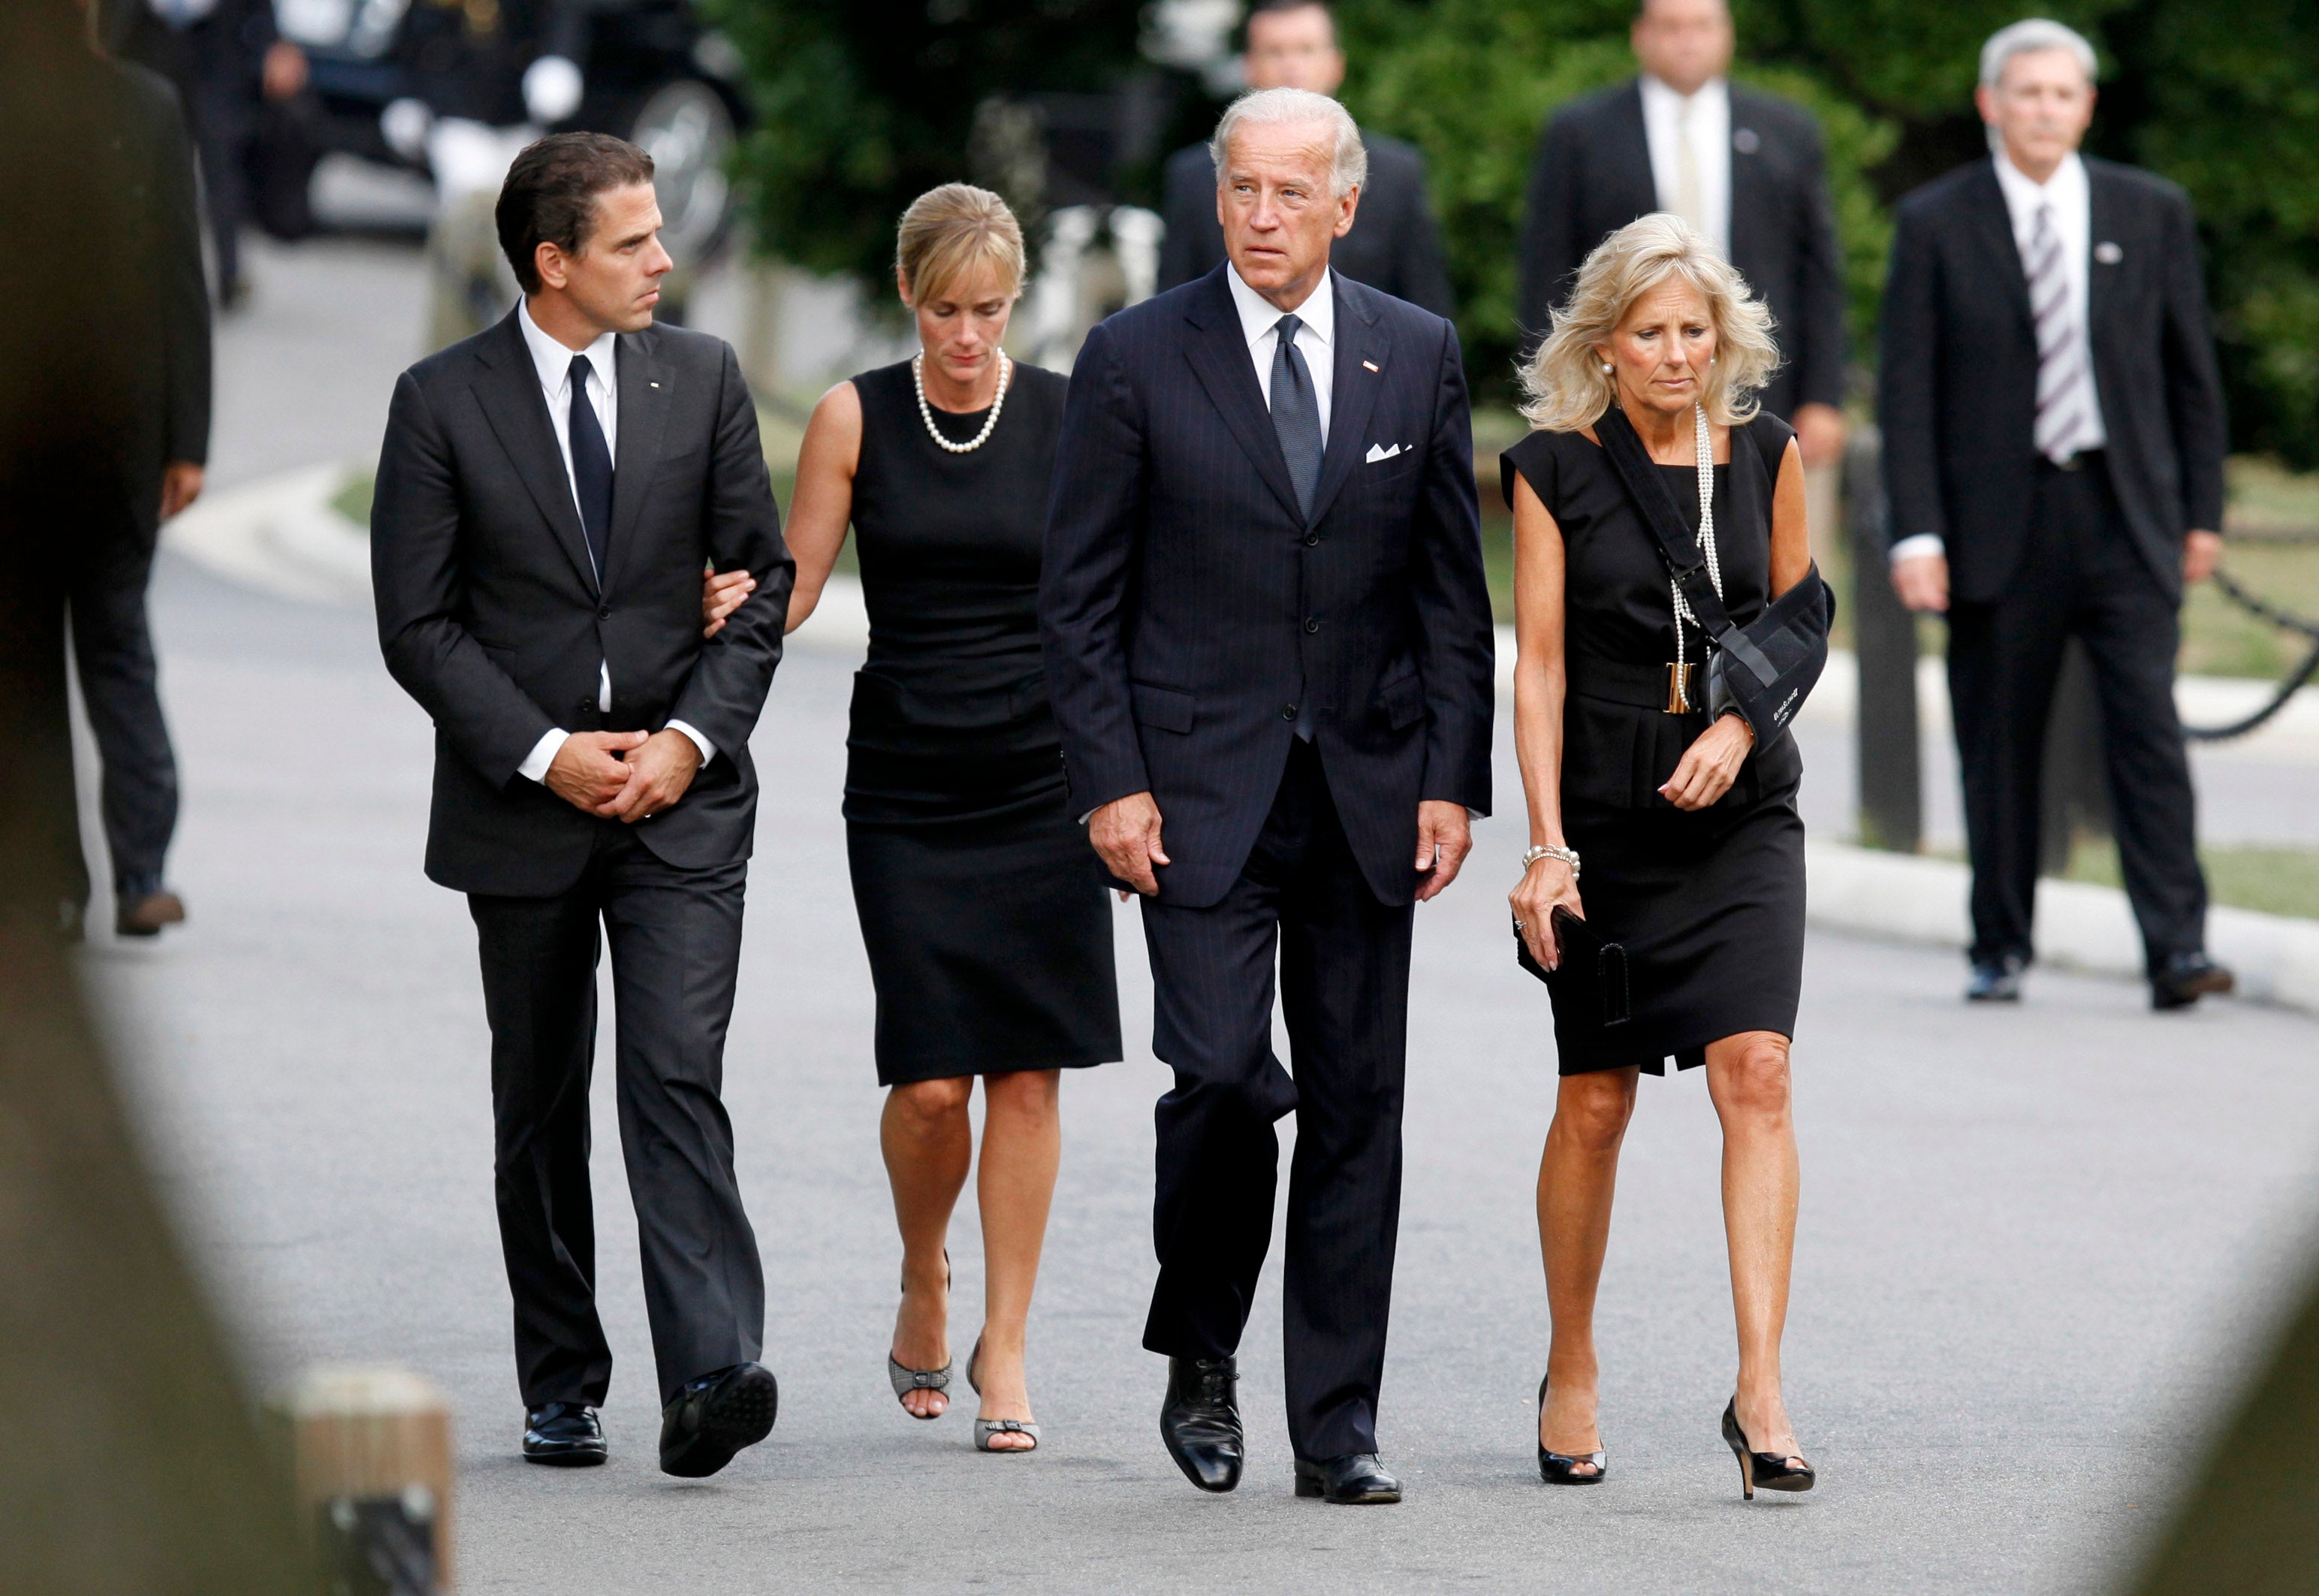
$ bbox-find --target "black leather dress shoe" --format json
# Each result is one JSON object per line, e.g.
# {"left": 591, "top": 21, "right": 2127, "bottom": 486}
{"left": 659, "top": 1362, "right": 779, "bottom": 1478}
{"left": 522, "top": 1401, "right": 607, "bottom": 1467}
{"left": 1965, "top": 952, "right": 2027, "bottom": 1003}
{"left": 1160, "top": 1356, "right": 1244, "bottom": 1493}
{"left": 1295, "top": 1452, "right": 1403, "bottom": 1504}
{"left": 2152, "top": 952, "right": 2235, "bottom": 1011}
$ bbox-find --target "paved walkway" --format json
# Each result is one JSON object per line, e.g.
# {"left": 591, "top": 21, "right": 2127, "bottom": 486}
{"left": 73, "top": 550, "right": 2319, "bottom": 1593}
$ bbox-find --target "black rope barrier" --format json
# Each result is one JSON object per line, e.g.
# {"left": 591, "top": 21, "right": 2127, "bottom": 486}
{"left": 2182, "top": 542, "right": 2319, "bottom": 741}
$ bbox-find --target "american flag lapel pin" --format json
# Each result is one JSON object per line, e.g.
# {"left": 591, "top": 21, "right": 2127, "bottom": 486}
{"left": 1362, "top": 359, "right": 1379, "bottom": 373}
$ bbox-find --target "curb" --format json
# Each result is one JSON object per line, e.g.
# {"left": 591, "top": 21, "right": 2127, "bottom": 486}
{"left": 1807, "top": 840, "right": 2319, "bottom": 1015}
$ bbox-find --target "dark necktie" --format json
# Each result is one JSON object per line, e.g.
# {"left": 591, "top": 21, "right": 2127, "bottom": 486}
{"left": 1268, "top": 312, "right": 1322, "bottom": 523}
{"left": 567, "top": 354, "right": 614, "bottom": 581}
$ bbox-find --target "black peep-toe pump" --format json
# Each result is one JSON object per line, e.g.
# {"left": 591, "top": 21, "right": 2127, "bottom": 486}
{"left": 1536, "top": 1375, "right": 1606, "bottom": 1485}
{"left": 1720, "top": 1398, "right": 1814, "bottom": 1499}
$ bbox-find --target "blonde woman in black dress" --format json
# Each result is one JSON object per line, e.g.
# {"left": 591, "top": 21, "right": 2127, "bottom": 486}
{"left": 711, "top": 186, "right": 1120, "bottom": 1453}
{"left": 1503, "top": 214, "right": 1817, "bottom": 1497}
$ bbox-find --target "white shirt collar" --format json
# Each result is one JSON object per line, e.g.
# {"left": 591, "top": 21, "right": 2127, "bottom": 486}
{"left": 517, "top": 296, "right": 618, "bottom": 402}
{"left": 1991, "top": 147, "right": 2088, "bottom": 219}
{"left": 1638, "top": 74, "right": 1729, "bottom": 118}
{"left": 1226, "top": 261, "right": 1334, "bottom": 354}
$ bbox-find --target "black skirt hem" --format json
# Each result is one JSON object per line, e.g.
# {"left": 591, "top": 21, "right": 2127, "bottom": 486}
{"left": 1556, "top": 1012, "right": 1797, "bottom": 1079}
{"left": 878, "top": 1048, "right": 1120, "bottom": 1089}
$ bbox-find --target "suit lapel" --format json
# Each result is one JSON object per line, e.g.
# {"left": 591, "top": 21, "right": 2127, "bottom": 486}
{"left": 599, "top": 330, "right": 671, "bottom": 595}
{"left": 1965, "top": 159, "right": 2034, "bottom": 334}
{"left": 2085, "top": 159, "right": 2120, "bottom": 351}
{"left": 1726, "top": 86, "right": 1763, "bottom": 273}
{"left": 472, "top": 312, "right": 599, "bottom": 595}
{"left": 1612, "top": 80, "right": 1660, "bottom": 219}
{"left": 1181, "top": 267, "right": 1305, "bottom": 524}
{"left": 1304, "top": 277, "right": 1386, "bottom": 528}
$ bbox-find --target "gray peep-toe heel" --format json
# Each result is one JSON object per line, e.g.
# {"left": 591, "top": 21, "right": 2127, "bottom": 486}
{"left": 966, "top": 1335, "right": 1040, "bottom": 1453}
{"left": 888, "top": 1254, "right": 952, "bottom": 1419}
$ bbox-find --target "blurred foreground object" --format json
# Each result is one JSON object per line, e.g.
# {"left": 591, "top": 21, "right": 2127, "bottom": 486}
{"left": 2131, "top": 1259, "right": 2319, "bottom": 1594}
{"left": 0, "top": 7, "right": 307, "bottom": 1586}
{"left": 268, "top": 1367, "right": 456, "bottom": 1594}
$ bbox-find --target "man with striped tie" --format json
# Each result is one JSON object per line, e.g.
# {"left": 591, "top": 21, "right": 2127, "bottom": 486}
{"left": 1879, "top": 18, "right": 2232, "bottom": 1011}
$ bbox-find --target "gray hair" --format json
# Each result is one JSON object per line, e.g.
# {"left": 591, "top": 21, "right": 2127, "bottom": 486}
{"left": 1208, "top": 87, "right": 1368, "bottom": 198}
{"left": 1979, "top": 18, "right": 2098, "bottom": 90}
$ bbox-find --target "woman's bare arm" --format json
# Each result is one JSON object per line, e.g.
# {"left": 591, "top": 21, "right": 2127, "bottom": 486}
{"left": 1768, "top": 435, "right": 1812, "bottom": 597}
{"left": 781, "top": 380, "right": 864, "bottom": 635}
{"left": 1507, "top": 468, "right": 1585, "bottom": 967}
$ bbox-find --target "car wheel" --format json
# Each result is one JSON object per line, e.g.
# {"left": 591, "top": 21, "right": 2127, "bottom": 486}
{"left": 626, "top": 77, "right": 735, "bottom": 266}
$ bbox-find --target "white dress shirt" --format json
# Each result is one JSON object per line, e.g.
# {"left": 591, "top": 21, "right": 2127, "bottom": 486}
{"left": 1226, "top": 262, "right": 1335, "bottom": 445}
{"left": 512, "top": 298, "right": 714, "bottom": 783}
{"left": 1639, "top": 74, "right": 1732, "bottom": 258}
{"left": 1889, "top": 149, "right": 2107, "bottom": 566}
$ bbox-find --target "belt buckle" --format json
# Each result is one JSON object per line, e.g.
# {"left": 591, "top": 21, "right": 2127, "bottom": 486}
{"left": 1663, "top": 662, "right": 1697, "bottom": 714}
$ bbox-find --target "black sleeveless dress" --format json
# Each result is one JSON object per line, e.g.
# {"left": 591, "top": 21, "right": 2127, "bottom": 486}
{"left": 844, "top": 360, "right": 1122, "bottom": 1085}
{"left": 1501, "top": 415, "right": 1806, "bottom": 1076}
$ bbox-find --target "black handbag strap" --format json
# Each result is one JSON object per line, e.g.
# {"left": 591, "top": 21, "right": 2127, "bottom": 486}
{"left": 1593, "top": 406, "right": 1779, "bottom": 689}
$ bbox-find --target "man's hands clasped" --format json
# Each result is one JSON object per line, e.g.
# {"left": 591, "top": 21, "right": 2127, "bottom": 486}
{"left": 545, "top": 728, "right": 701, "bottom": 823}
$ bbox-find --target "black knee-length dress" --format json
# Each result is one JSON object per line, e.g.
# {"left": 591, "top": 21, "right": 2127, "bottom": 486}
{"left": 845, "top": 359, "right": 1122, "bottom": 1085}
{"left": 1502, "top": 415, "right": 1807, "bottom": 1076}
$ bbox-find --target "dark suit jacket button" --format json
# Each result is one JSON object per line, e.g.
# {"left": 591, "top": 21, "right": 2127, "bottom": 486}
{"left": 1304, "top": 617, "right": 1320, "bottom": 634}
{"left": 598, "top": 605, "right": 612, "bottom": 620}
{"left": 1302, "top": 533, "right": 1319, "bottom": 547}
{"left": 1282, "top": 704, "right": 1298, "bottom": 720}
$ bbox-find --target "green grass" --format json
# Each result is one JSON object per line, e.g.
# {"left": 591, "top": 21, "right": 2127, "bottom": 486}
{"left": 2061, "top": 837, "right": 2319, "bottom": 922}
{"left": 331, "top": 472, "right": 373, "bottom": 528}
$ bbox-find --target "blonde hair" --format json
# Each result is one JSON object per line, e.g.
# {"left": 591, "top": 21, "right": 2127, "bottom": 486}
{"left": 895, "top": 183, "right": 1026, "bottom": 306}
{"left": 1518, "top": 213, "right": 1780, "bottom": 434}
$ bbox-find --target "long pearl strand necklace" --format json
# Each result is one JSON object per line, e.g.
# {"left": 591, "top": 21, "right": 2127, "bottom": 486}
{"left": 1668, "top": 403, "right": 1724, "bottom": 693}
{"left": 912, "top": 350, "right": 1012, "bottom": 454}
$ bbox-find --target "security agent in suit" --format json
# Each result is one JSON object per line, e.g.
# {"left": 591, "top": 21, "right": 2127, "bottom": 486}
{"left": 1042, "top": 89, "right": 1495, "bottom": 1504}
{"left": 1515, "top": 0, "right": 1847, "bottom": 469}
{"left": 371, "top": 133, "right": 795, "bottom": 1475}
{"left": 1879, "top": 21, "right": 2232, "bottom": 1011}
{"left": 99, "top": 0, "right": 308, "bottom": 307}
{"left": 63, "top": 30, "right": 214, "bottom": 940}
{"left": 1156, "top": 0, "right": 1454, "bottom": 319}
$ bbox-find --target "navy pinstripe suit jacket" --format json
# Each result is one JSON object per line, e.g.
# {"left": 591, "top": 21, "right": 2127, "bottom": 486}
{"left": 1040, "top": 264, "right": 1495, "bottom": 910}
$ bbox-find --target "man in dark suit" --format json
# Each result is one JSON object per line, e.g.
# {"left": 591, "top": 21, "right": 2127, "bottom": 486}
{"left": 1879, "top": 20, "right": 2231, "bottom": 1010}
{"left": 1156, "top": 0, "right": 1454, "bottom": 318}
{"left": 99, "top": 0, "right": 308, "bottom": 308}
{"left": 1042, "top": 88, "right": 1494, "bottom": 1504}
{"left": 371, "top": 132, "right": 794, "bottom": 1474}
{"left": 1515, "top": 0, "right": 1847, "bottom": 469}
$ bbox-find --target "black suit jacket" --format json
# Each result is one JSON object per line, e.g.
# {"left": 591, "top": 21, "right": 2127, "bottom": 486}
{"left": 372, "top": 312, "right": 795, "bottom": 896}
{"left": 1040, "top": 265, "right": 1494, "bottom": 909}
{"left": 1157, "top": 133, "right": 1456, "bottom": 319}
{"left": 1515, "top": 79, "right": 1846, "bottom": 421}
{"left": 1877, "top": 157, "right": 2227, "bottom": 605}
{"left": 101, "top": 0, "right": 276, "bottom": 98}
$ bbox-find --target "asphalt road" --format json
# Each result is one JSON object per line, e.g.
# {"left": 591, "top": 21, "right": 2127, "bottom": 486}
{"left": 73, "top": 231, "right": 2319, "bottom": 1591}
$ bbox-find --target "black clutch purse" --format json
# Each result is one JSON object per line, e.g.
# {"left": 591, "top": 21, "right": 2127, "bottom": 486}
{"left": 1515, "top": 907, "right": 1631, "bottom": 1032}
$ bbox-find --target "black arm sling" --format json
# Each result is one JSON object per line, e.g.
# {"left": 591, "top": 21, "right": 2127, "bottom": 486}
{"left": 1594, "top": 405, "right": 1835, "bottom": 741}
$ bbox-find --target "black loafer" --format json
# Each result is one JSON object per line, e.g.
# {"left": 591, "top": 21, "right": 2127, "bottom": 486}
{"left": 1160, "top": 1356, "right": 1244, "bottom": 1493}
{"left": 2152, "top": 952, "right": 2234, "bottom": 1011}
{"left": 659, "top": 1362, "right": 778, "bottom": 1478}
{"left": 1965, "top": 952, "right": 2027, "bottom": 1003}
{"left": 1294, "top": 1453, "right": 1403, "bottom": 1504}
{"left": 522, "top": 1401, "right": 607, "bottom": 1467}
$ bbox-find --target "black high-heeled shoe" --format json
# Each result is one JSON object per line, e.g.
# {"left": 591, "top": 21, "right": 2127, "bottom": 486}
{"left": 1720, "top": 1398, "right": 1814, "bottom": 1499}
{"left": 1536, "top": 1375, "right": 1606, "bottom": 1485}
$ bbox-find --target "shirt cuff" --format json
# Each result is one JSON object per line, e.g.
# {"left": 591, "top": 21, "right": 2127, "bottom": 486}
{"left": 1888, "top": 533, "right": 1945, "bottom": 566}
{"left": 517, "top": 728, "right": 569, "bottom": 784}
{"left": 668, "top": 720, "right": 716, "bottom": 766}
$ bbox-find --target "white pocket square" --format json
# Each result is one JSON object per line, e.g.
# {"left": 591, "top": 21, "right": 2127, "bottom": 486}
{"left": 1365, "top": 442, "right": 1403, "bottom": 463}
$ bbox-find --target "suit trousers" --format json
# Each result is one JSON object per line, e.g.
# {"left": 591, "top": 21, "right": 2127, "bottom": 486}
{"left": 468, "top": 825, "right": 764, "bottom": 1409}
{"left": 66, "top": 528, "right": 178, "bottom": 904}
{"left": 1137, "top": 739, "right": 1414, "bottom": 1462}
{"left": 1947, "top": 454, "right": 2207, "bottom": 971}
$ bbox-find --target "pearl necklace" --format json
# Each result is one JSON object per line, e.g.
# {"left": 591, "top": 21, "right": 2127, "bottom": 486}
{"left": 912, "top": 351, "right": 1012, "bottom": 454}
{"left": 1668, "top": 403, "right": 1724, "bottom": 692}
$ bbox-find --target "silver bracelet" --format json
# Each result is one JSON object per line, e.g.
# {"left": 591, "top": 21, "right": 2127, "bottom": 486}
{"left": 1521, "top": 843, "right": 1580, "bottom": 880}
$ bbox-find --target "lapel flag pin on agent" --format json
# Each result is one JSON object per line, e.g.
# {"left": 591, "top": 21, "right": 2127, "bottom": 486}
{"left": 2094, "top": 242, "right": 2123, "bottom": 264}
